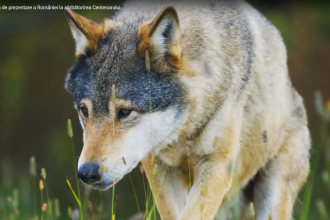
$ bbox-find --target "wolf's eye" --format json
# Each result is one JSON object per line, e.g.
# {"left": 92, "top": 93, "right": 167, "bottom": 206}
{"left": 118, "top": 108, "right": 131, "bottom": 119}
{"left": 80, "top": 107, "right": 89, "bottom": 117}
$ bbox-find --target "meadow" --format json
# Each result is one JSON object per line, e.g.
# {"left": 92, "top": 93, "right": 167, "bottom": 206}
{"left": 1, "top": 94, "right": 330, "bottom": 220}
{"left": 0, "top": 1, "right": 329, "bottom": 219}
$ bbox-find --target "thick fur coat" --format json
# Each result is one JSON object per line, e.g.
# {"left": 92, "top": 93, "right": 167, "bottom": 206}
{"left": 64, "top": 1, "right": 310, "bottom": 219}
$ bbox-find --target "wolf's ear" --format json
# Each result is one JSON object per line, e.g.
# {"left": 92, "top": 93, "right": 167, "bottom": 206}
{"left": 139, "top": 6, "right": 181, "bottom": 66}
{"left": 65, "top": 9, "right": 106, "bottom": 56}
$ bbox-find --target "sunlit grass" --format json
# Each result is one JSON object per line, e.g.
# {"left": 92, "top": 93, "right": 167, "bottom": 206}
{"left": 67, "top": 119, "right": 83, "bottom": 220}
{"left": 42, "top": 168, "right": 54, "bottom": 220}
{"left": 0, "top": 92, "right": 329, "bottom": 220}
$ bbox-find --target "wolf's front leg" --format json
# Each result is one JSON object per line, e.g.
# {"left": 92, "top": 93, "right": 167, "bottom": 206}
{"left": 178, "top": 115, "right": 241, "bottom": 220}
{"left": 179, "top": 158, "right": 233, "bottom": 220}
{"left": 253, "top": 127, "right": 310, "bottom": 220}
{"left": 141, "top": 158, "right": 189, "bottom": 220}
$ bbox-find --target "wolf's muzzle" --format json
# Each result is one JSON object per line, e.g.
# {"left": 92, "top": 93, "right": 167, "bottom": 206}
{"left": 77, "top": 163, "right": 101, "bottom": 184}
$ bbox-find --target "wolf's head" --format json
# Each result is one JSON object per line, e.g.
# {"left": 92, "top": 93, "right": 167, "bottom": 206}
{"left": 64, "top": 7, "right": 186, "bottom": 190}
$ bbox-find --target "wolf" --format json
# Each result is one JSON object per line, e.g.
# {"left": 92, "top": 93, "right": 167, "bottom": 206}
{"left": 64, "top": 0, "right": 310, "bottom": 219}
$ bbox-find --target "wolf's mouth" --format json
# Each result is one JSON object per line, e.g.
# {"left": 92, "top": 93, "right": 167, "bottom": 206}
{"left": 87, "top": 177, "right": 123, "bottom": 191}
{"left": 90, "top": 183, "right": 113, "bottom": 191}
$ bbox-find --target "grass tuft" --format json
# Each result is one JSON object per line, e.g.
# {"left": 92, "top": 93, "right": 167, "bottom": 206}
{"left": 66, "top": 178, "right": 81, "bottom": 208}
{"left": 1, "top": 92, "right": 330, "bottom": 220}
{"left": 67, "top": 119, "right": 83, "bottom": 220}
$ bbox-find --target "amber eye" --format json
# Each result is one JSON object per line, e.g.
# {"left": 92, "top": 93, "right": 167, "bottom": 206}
{"left": 80, "top": 106, "right": 89, "bottom": 117}
{"left": 118, "top": 108, "right": 131, "bottom": 119}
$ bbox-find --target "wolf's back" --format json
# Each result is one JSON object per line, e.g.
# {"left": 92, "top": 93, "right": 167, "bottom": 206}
{"left": 111, "top": 0, "right": 303, "bottom": 131}
{"left": 115, "top": 0, "right": 288, "bottom": 93}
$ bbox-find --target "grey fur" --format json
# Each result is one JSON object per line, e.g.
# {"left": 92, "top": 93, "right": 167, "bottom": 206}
{"left": 64, "top": 1, "right": 310, "bottom": 219}
{"left": 66, "top": 22, "right": 184, "bottom": 116}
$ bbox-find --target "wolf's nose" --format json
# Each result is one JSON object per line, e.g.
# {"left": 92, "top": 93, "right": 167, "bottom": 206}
{"left": 77, "top": 163, "right": 101, "bottom": 184}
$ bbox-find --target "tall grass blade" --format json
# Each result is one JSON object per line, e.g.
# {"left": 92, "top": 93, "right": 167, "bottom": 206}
{"left": 300, "top": 92, "right": 328, "bottom": 220}
{"left": 67, "top": 119, "right": 83, "bottom": 220}
{"left": 129, "top": 174, "right": 141, "bottom": 213}
{"left": 66, "top": 178, "right": 81, "bottom": 208}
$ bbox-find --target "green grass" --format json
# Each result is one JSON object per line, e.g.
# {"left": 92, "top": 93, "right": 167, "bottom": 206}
{"left": 0, "top": 92, "right": 329, "bottom": 220}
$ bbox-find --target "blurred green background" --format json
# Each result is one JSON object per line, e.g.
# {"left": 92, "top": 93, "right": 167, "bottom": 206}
{"left": 0, "top": 1, "right": 329, "bottom": 220}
